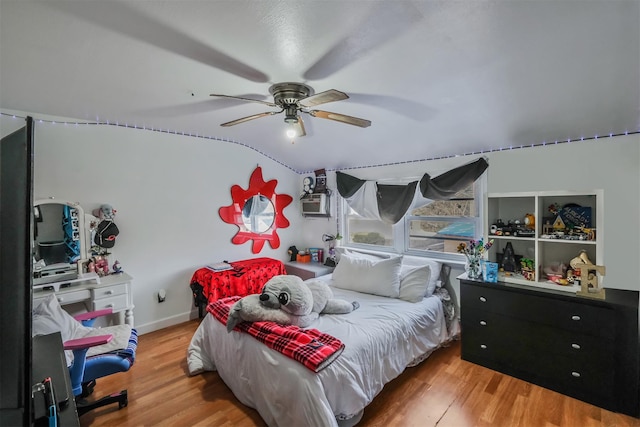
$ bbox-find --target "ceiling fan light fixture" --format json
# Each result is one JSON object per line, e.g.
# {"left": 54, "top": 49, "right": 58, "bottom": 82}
{"left": 210, "top": 81, "right": 371, "bottom": 134}
{"left": 286, "top": 126, "right": 297, "bottom": 139}
{"left": 284, "top": 105, "right": 299, "bottom": 124}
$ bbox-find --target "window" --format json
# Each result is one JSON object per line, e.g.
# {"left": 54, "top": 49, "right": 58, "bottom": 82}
{"left": 344, "top": 208, "right": 395, "bottom": 248}
{"left": 407, "top": 184, "right": 479, "bottom": 255}
{"left": 342, "top": 178, "right": 484, "bottom": 261}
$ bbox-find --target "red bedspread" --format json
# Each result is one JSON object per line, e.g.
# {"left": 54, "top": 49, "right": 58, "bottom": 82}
{"left": 191, "top": 257, "right": 286, "bottom": 303}
{"left": 207, "top": 296, "right": 345, "bottom": 373}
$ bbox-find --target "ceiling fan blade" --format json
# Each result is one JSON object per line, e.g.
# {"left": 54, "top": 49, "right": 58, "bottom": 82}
{"left": 308, "top": 110, "right": 371, "bottom": 128}
{"left": 210, "top": 94, "right": 277, "bottom": 107}
{"left": 221, "top": 111, "right": 278, "bottom": 127}
{"left": 298, "top": 89, "right": 349, "bottom": 108}
{"left": 295, "top": 116, "right": 306, "bottom": 137}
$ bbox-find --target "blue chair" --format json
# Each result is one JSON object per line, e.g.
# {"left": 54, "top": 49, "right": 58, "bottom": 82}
{"left": 33, "top": 294, "right": 138, "bottom": 417}
{"left": 62, "top": 308, "right": 138, "bottom": 416}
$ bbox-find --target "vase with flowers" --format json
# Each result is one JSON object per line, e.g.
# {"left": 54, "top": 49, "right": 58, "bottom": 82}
{"left": 457, "top": 238, "right": 494, "bottom": 280}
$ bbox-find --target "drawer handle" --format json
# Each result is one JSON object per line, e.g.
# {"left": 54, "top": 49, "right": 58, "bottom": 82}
{"left": 571, "top": 315, "right": 581, "bottom": 321}
{"left": 571, "top": 371, "right": 581, "bottom": 378}
{"left": 106, "top": 290, "right": 114, "bottom": 295}
{"left": 480, "top": 344, "right": 487, "bottom": 350}
{"left": 479, "top": 296, "right": 487, "bottom": 303}
{"left": 480, "top": 320, "right": 487, "bottom": 326}
{"left": 106, "top": 303, "right": 114, "bottom": 308}
{"left": 571, "top": 343, "right": 581, "bottom": 350}
{"left": 57, "top": 297, "right": 64, "bottom": 302}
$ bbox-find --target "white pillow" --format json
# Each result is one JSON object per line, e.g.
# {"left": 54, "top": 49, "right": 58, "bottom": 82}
{"left": 335, "top": 247, "right": 388, "bottom": 263}
{"left": 402, "top": 257, "right": 443, "bottom": 296}
{"left": 32, "top": 294, "right": 92, "bottom": 366}
{"left": 32, "top": 294, "right": 90, "bottom": 342}
{"left": 332, "top": 254, "right": 403, "bottom": 298}
{"left": 398, "top": 264, "right": 432, "bottom": 302}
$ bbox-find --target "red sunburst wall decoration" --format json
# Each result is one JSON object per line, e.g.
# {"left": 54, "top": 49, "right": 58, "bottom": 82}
{"left": 219, "top": 166, "right": 293, "bottom": 253}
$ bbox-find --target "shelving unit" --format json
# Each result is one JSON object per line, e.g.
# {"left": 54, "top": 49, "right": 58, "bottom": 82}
{"left": 485, "top": 190, "right": 603, "bottom": 293}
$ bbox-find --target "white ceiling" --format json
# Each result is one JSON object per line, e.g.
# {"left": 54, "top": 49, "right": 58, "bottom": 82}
{"left": 1, "top": 0, "right": 638, "bottom": 173}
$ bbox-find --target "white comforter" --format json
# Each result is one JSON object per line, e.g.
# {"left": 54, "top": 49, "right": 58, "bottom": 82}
{"left": 187, "top": 279, "right": 449, "bottom": 427}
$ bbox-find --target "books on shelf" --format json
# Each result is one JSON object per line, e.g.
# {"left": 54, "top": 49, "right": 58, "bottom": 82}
{"left": 205, "top": 262, "right": 233, "bottom": 272}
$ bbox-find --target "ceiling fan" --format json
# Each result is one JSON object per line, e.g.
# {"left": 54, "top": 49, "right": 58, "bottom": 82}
{"left": 210, "top": 82, "right": 371, "bottom": 138}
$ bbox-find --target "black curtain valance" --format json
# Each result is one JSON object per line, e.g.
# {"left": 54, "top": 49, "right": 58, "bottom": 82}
{"left": 419, "top": 157, "right": 489, "bottom": 200}
{"left": 336, "top": 157, "right": 488, "bottom": 224}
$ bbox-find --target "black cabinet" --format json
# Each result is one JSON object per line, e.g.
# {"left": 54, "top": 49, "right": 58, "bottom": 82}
{"left": 460, "top": 278, "right": 639, "bottom": 417}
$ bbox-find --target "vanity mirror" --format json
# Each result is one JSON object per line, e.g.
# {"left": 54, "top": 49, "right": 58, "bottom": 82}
{"left": 33, "top": 198, "right": 95, "bottom": 287}
{"left": 219, "top": 166, "right": 292, "bottom": 253}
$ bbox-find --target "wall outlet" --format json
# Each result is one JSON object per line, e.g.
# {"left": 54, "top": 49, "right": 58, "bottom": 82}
{"left": 158, "top": 289, "right": 166, "bottom": 303}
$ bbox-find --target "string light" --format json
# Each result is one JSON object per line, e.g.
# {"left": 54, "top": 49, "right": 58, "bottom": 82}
{"left": 1, "top": 111, "right": 638, "bottom": 174}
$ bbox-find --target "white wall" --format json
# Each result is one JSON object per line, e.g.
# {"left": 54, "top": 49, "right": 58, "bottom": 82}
{"left": 2, "top": 113, "right": 302, "bottom": 334}
{"left": 300, "top": 134, "right": 640, "bottom": 294}
{"left": 486, "top": 135, "right": 639, "bottom": 292}
{"left": 4, "top": 111, "right": 638, "bottom": 333}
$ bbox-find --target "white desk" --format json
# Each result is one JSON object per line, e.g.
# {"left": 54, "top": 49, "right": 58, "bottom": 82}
{"left": 33, "top": 272, "right": 135, "bottom": 326}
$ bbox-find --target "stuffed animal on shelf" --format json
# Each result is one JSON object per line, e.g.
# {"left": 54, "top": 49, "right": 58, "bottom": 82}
{"left": 94, "top": 256, "right": 109, "bottom": 276}
{"left": 92, "top": 203, "right": 117, "bottom": 220}
{"left": 226, "top": 275, "right": 359, "bottom": 332}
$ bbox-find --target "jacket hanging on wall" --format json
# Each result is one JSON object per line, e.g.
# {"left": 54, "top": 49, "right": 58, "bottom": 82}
{"left": 94, "top": 220, "right": 119, "bottom": 248}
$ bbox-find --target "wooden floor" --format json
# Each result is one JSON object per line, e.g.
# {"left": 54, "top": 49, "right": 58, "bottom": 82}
{"left": 80, "top": 319, "right": 640, "bottom": 427}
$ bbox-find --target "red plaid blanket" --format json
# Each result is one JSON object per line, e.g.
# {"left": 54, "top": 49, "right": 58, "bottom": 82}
{"left": 207, "top": 296, "right": 344, "bottom": 373}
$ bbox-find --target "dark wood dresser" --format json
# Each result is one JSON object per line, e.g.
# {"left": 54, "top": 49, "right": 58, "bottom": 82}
{"left": 459, "top": 278, "right": 639, "bottom": 417}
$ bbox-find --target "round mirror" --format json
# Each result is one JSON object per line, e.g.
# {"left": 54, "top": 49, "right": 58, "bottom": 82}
{"left": 241, "top": 195, "right": 275, "bottom": 233}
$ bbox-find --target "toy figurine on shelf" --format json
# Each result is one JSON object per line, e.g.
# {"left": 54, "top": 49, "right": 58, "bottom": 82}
{"left": 524, "top": 213, "right": 535, "bottom": 230}
{"left": 501, "top": 242, "right": 518, "bottom": 273}
{"left": 570, "top": 250, "right": 593, "bottom": 272}
{"left": 287, "top": 246, "right": 299, "bottom": 262}
{"left": 112, "top": 260, "right": 123, "bottom": 274}
{"left": 94, "top": 256, "right": 109, "bottom": 276}
{"left": 520, "top": 258, "right": 535, "bottom": 281}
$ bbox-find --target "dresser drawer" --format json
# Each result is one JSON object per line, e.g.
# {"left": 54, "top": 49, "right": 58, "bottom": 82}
{"left": 461, "top": 283, "right": 615, "bottom": 337}
{"left": 36, "top": 289, "right": 92, "bottom": 306}
{"left": 462, "top": 308, "right": 613, "bottom": 362}
{"left": 92, "top": 283, "right": 127, "bottom": 300}
{"left": 462, "top": 321, "right": 615, "bottom": 395}
{"left": 92, "top": 293, "right": 128, "bottom": 312}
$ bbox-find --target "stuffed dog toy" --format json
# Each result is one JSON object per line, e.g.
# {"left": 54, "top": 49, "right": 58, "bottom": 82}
{"left": 226, "top": 275, "right": 359, "bottom": 332}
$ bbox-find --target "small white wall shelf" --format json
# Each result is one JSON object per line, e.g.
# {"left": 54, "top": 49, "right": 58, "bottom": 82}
{"left": 485, "top": 190, "right": 603, "bottom": 293}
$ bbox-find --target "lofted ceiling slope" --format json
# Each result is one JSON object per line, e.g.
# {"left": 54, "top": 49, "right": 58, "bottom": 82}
{"left": 1, "top": 0, "right": 638, "bottom": 172}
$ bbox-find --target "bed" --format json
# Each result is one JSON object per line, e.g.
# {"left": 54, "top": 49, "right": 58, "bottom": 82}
{"left": 187, "top": 253, "right": 460, "bottom": 427}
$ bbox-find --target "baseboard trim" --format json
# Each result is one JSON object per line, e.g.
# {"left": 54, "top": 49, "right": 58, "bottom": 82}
{"left": 135, "top": 308, "right": 199, "bottom": 335}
